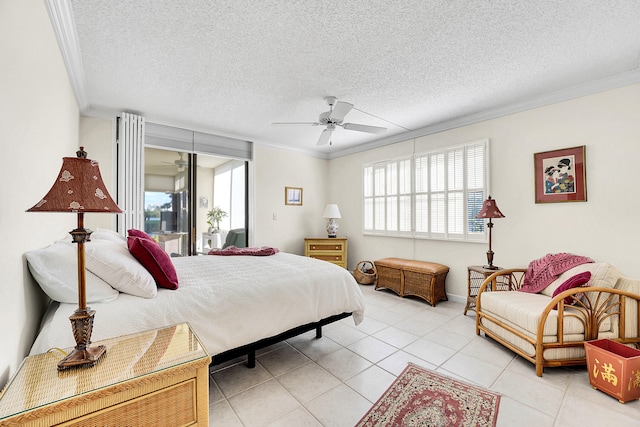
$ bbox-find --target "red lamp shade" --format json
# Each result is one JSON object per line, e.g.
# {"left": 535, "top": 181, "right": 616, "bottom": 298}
{"left": 27, "top": 149, "right": 121, "bottom": 214}
{"left": 476, "top": 196, "right": 505, "bottom": 220}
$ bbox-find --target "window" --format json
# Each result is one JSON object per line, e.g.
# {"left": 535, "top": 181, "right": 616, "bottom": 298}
{"left": 213, "top": 160, "right": 246, "bottom": 230}
{"left": 363, "top": 139, "right": 488, "bottom": 241}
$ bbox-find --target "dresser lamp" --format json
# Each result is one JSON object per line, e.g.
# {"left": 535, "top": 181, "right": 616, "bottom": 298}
{"left": 322, "top": 204, "right": 342, "bottom": 238}
{"left": 27, "top": 147, "right": 122, "bottom": 370}
{"left": 476, "top": 196, "right": 505, "bottom": 270}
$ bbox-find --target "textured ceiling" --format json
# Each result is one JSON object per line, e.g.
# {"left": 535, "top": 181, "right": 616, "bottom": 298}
{"left": 55, "top": 0, "right": 640, "bottom": 158}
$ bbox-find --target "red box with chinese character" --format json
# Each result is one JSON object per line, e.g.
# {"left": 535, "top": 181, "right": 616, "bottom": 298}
{"left": 584, "top": 339, "right": 640, "bottom": 403}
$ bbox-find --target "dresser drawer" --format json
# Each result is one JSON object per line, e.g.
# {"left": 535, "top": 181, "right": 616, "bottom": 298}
{"left": 61, "top": 380, "right": 197, "bottom": 427}
{"left": 309, "top": 254, "right": 344, "bottom": 263}
{"left": 307, "top": 242, "right": 345, "bottom": 252}
{"left": 304, "top": 238, "right": 348, "bottom": 269}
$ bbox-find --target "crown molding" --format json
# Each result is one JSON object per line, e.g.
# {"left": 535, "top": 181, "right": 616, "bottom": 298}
{"left": 45, "top": 0, "right": 89, "bottom": 112}
{"left": 327, "top": 69, "right": 640, "bottom": 160}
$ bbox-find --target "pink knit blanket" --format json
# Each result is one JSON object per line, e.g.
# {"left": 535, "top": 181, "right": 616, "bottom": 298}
{"left": 519, "top": 253, "right": 593, "bottom": 293}
{"left": 208, "top": 246, "right": 279, "bottom": 256}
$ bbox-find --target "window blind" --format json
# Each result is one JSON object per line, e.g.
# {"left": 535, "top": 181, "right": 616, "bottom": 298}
{"left": 145, "top": 122, "right": 252, "bottom": 161}
{"left": 116, "top": 112, "right": 145, "bottom": 234}
{"left": 363, "top": 139, "right": 489, "bottom": 242}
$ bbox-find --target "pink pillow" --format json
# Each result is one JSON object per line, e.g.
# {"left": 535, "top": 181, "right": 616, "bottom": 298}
{"left": 552, "top": 271, "right": 591, "bottom": 305}
{"left": 128, "top": 229, "right": 154, "bottom": 241}
{"left": 127, "top": 237, "right": 179, "bottom": 290}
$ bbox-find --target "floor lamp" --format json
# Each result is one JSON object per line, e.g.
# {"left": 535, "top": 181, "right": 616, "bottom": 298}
{"left": 476, "top": 195, "right": 505, "bottom": 270}
{"left": 27, "top": 147, "right": 121, "bottom": 370}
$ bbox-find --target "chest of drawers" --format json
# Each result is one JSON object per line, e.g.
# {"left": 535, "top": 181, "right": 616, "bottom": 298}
{"left": 304, "top": 238, "right": 347, "bottom": 269}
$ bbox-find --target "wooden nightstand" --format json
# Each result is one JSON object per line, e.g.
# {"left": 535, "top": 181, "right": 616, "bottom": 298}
{"left": 0, "top": 323, "right": 210, "bottom": 427}
{"left": 304, "top": 237, "right": 348, "bottom": 269}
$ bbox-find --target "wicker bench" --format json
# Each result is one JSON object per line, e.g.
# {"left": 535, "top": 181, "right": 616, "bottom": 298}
{"left": 374, "top": 258, "right": 449, "bottom": 306}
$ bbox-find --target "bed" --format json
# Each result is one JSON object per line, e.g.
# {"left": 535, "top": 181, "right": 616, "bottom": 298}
{"left": 26, "top": 230, "right": 365, "bottom": 368}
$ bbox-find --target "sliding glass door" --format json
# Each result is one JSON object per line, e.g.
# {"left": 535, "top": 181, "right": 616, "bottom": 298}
{"left": 144, "top": 147, "right": 247, "bottom": 256}
{"left": 195, "top": 154, "right": 247, "bottom": 254}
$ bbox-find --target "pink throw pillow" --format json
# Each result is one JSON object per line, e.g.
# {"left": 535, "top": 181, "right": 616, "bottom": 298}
{"left": 552, "top": 271, "right": 591, "bottom": 305}
{"left": 128, "top": 229, "right": 154, "bottom": 241}
{"left": 127, "top": 237, "right": 179, "bottom": 290}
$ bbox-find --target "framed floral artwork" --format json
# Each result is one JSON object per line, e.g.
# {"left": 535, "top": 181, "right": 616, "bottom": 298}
{"left": 534, "top": 145, "right": 586, "bottom": 203}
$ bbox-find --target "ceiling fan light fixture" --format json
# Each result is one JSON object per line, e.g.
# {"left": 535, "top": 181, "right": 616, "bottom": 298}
{"left": 325, "top": 96, "right": 337, "bottom": 107}
{"left": 273, "top": 96, "right": 388, "bottom": 145}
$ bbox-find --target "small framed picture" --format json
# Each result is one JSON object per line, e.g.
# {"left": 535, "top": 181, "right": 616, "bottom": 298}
{"left": 285, "top": 187, "right": 303, "bottom": 206}
{"left": 534, "top": 145, "right": 586, "bottom": 203}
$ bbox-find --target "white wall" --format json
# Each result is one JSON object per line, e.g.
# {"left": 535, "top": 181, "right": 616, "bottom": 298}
{"left": 0, "top": 0, "right": 80, "bottom": 386}
{"left": 252, "top": 145, "right": 329, "bottom": 254}
{"left": 333, "top": 83, "right": 640, "bottom": 300}
{"left": 79, "top": 117, "right": 118, "bottom": 230}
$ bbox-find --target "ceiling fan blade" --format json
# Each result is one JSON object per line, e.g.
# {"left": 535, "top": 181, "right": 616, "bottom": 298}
{"left": 272, "top": 122, "right": 321, "bottom": 126}
{"left": 317, "top": 129, "right": 332, "bottom": 146}
{"left": 329, "top": 101, "right": 353, "bottom": 121}
{"left": 342, "top": 123, "right": 387, "bottom": 134}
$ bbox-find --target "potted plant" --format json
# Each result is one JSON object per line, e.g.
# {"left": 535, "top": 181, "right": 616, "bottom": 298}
{"left": 207, "top": 206, "right": 227, "bottom": 233}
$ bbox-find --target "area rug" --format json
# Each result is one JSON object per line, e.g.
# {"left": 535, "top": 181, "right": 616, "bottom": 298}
{"left": 356, "top": 363, "right": 500, "bottom": 427}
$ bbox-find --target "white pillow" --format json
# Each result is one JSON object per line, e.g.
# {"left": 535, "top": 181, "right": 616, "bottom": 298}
{"left": 85, "top": 239, "right": 157, "bottom": 298}
{"left": 26, "top": 241, "right": 119, "bottom": 304}
{"left": 542, "top": 262, "right": 620, "bottom": 297}
{"left": 91, "top": 228, "right": 127, "bottom": 245}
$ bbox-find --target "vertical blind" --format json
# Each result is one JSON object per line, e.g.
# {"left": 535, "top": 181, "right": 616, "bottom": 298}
{"left": 116, "top": 112, "right": 145, "bottom": 234}
{"left": 363, "top": 139, "right": 488, "bottom": 241}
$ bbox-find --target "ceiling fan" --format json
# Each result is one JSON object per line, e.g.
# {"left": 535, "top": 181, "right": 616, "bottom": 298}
{"left": 272, "top": 96, "right": 387, "bottom": 145}
{"left": 162, "top": 152, "right": 188, "bottom": 171}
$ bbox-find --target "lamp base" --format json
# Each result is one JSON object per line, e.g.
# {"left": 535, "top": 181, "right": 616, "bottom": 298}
{"left": 326, "top": 218, "right": 339, "bottom": 239}
{"left": 57, "top": 345, "right": 106, "bottom": 371}
{"left": 483, "top": 249, "right": 498, "bottom": 271}
{"left": 58, "top": 307, "right": 106, "bottom": 371}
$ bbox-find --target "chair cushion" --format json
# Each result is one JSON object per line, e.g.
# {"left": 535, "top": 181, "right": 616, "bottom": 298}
{"left": 480, "top": 290, "right": 611, "bottom": 336}
{"left": 374, "top": 258, "right": 449, "bottom": 274}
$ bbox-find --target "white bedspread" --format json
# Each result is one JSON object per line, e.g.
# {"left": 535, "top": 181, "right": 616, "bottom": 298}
{"left": 30, "top": 252, "right": 365, "bottom": 357}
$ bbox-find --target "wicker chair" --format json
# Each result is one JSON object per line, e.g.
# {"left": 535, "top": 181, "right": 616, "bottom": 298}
{"left": 475, "top": 267, "right": 640, "bottom": 376}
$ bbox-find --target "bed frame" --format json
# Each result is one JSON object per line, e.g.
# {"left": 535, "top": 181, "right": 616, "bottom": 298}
{"left": 210, "top": 312, "right": 352, "bottom": 368}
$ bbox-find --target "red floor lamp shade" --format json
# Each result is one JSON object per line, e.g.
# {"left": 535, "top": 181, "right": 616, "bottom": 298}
{"left": 476, "top": 196, "right": 505, "bottom": 270}
{"left": 27, "top": 147, "right": 122, "bottom": 370}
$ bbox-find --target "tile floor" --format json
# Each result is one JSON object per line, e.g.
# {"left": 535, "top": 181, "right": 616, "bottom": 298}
{"left": 208, "top": 284, "right": 639, "bottom": 426}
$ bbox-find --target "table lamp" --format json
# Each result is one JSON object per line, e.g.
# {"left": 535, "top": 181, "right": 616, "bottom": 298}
{"left": 27, "top": 147, "right": 122, "bottom": 370}
{"left": 476, "top": 195, "right": 505, "bottom": 270}
{"left": 322, "top": 204, "right": 342, "bottom": 238}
